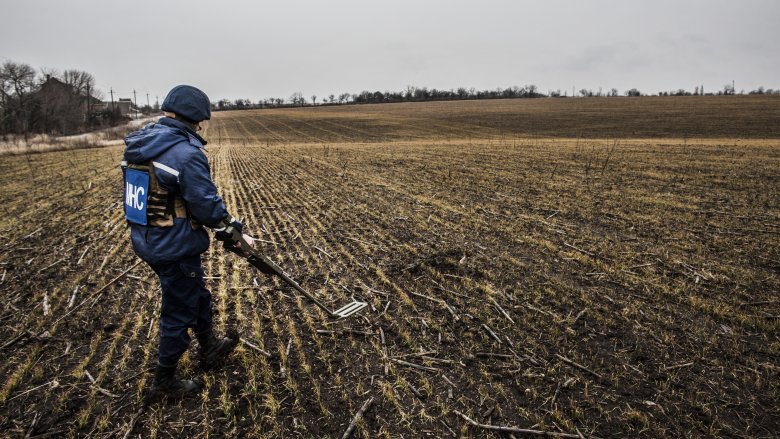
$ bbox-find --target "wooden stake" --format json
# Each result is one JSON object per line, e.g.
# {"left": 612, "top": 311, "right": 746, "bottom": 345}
{"left": 491, "top": 298, "right": 515, "bottom": 324}
{"left": 391, "top": 358, "right": 440, "bottom": 373}
{"left": 572, "top": 308, "right": 588, "bottom": 324}
{"left": 341, "top": 396, "right": 374, "bottom": 439}
{"left": 37, "top": 257, "right": 65, "bottom": 274}
{"left": 563, "top": 242, "right": 595, "bottom": 257}
{"left": 379, "top": 327, "right": 389, "bottom": 376}
{"left": 555, "top": 354, "right": 603, "bottom": 380}
{"left": 482, "top": 324, "right": 502, "bottom": 344}
{"left": 454, "top": 410, "right": 580, "bottom": 438}
{"left": 409, "top": 290, "right": 443, "bottom": 303}
{"left": 77, "top": 245, "right": 90, "bottom": 265}
{"left": 122, "top": 407, "right": 144, "bottom": 439}
{"left": 403, "top": 377, "right": 424, "bottom": 399}
{"left": 475, "top": 352, "right": 513, "bottom": 359}
{"left": 444, "top": 301, "right": 460, "bottom": 321}
{"left": 663, "top": 361, "right": 694, "bottom": 371}
{"left": 84, "top": 369, "right": 119, "bottom": 398}
{"left": 240, "top": 337, "right": 272, "bottom": 358}
{"left": 440, "top": 419, "right": 456, "bottom": 437}
{"left": 313, "top": 245, "right": 333, "bottom": 258}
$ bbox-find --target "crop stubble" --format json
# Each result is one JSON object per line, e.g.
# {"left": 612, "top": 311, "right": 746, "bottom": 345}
{"left": 0, "top": 96, "right": 778, "bottom": 437}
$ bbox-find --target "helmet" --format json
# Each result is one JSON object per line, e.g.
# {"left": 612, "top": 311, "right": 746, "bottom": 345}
{"left": 161, "top": 85, "right": 211, "bottom": 122}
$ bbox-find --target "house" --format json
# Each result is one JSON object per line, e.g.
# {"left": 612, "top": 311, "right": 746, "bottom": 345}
{"left": 114, "top": 98, "right": 138, "bottom": 117}
{"left": 92, "top": 98, "right": 139, "bottom": 117}
{"left": 34, "top": 76, "right": 87, "bottom": 134}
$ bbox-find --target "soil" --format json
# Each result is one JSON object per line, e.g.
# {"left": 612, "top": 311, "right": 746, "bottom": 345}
{"left": 0, "top": 97, "right": 778, "bottom": 438}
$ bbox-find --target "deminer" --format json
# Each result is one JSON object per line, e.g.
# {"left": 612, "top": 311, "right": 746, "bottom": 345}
{"left": 121, "top": 85, "right": 252, "bottom": 398}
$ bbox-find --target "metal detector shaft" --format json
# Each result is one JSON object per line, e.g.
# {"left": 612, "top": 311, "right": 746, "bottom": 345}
{"left": 245, "top": 252, "right": 339, "bottom": 318}
{"left": 221, "top": 222, "right": 367, "bottom": 319}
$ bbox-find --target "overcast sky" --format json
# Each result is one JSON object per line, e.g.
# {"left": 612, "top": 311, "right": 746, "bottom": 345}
{"left": 1, "top": 0, "right": 778, "bottom": 103}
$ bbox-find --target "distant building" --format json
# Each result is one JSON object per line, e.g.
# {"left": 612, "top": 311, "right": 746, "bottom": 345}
{"left": 93, "top": 98, "right": 138, "bottom": 117}
{"left": 112, "top": 99, "right": 137, "bottom": 117}
{"left": 37, "top": 76, "right": 73, "bottom": 102}
{"left": 28, "top": 76, "right": 133, "bottom": 133}
{"left": 34, "top": 76, "right": 87, "bottom": 134}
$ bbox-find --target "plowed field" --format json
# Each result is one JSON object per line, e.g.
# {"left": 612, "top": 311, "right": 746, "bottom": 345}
{"left": 1, "top": 96, "right": 779, "bottom": 438}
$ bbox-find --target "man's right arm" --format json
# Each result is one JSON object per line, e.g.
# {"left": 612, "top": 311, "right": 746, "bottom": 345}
{"left": 179, "top": 149, "right": 256, "bottom": 254}
{"left": 179, "top": 150, "right": 230, "bottom": 227}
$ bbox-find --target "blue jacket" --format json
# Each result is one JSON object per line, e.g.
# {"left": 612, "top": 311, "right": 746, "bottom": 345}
{"left": 122, "top": 117, "right": 228, "bottom": 265}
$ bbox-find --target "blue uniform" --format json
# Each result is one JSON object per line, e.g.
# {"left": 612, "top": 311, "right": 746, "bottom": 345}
{"left": 123, "top": 117, "right": 228, "bottom": 366}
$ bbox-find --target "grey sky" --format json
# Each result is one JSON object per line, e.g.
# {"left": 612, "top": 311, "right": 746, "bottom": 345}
{"left": 1, "top": 0, "right": 778, "bottom": 103}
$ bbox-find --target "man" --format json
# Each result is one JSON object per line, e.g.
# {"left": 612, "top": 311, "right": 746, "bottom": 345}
{"left": 121, "top": 84, "right": 251, "bottom": 398}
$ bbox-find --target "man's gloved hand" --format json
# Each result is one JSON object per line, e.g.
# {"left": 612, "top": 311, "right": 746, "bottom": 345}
{"left": 215, "top": 218, "right": 243, "bottom": 244}
{"left": 215, "top": 217, "right": 257, "bottom": 258}
{"left": 227, "top": 234, "right": 255, "bottom": 257}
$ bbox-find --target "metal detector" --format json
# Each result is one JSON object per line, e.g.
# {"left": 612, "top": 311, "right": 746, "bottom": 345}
{"left": 222, "top": 223, "right": 368, "bottom": 320}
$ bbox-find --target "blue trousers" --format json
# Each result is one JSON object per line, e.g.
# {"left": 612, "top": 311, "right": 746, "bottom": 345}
{"left": 149, "top": 254, "right": 213, "bottom": 366}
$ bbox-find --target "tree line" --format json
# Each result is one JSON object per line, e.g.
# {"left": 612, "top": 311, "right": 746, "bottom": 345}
{"left": 0, "top": 60, "right": 126, "bottom": 138}
{"left": 4, "top": 56, "right": 777, "bottom": 132}
{"left": 212, "top": 83, "right": 779, "bottom": 111}
{"left": 216, "top": 85, "right": 545, "bottom": 110}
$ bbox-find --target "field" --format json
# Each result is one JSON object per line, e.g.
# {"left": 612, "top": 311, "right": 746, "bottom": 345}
{"left": 0, "top": 95, "right": 779, "bottom": 438}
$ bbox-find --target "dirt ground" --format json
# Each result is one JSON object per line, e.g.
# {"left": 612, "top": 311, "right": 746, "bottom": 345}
{"left": 0, "top": 96, "right": 778, "bottom": 437}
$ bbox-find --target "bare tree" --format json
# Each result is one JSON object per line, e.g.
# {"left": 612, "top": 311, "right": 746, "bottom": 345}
{"left": 0, "top": 61, "right": 38, "bottom": 136}
{"left": 311, "top": 95, "right": 317, "bottom": 105}
{"left": 61, "top": 69, "right": 96, "bottom": 98}
{"left": 404, "top": 85, "right": 416, "bottom": 100}
{"left": 0, "top": 69, "right": 10, "bottom": 130}
{"left": 34, "top": 68, "right": 102, "bottom": 134}
{"left": 290, "top": 91, "right": 304, "bottom": 106}
{"left": 39, "top": 66, "right": 60, "bottom": 80}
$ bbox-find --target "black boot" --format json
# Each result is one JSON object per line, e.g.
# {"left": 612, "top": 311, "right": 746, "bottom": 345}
{"left": 196, "top": 328, "right": 238, "bottom": 369}
{"left": 147, "top": 363, "right": 202, "bottom": 401}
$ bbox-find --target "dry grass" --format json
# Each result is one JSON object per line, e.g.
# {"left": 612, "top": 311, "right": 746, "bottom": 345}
{"left": 217, "top": 94, "right": 780, "bottom": 141}
{"left": 0, "top": 117, "right": 155, "bottom": 156}
{"left": 0, "top": 98, "right": 778, "bottom": 437}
